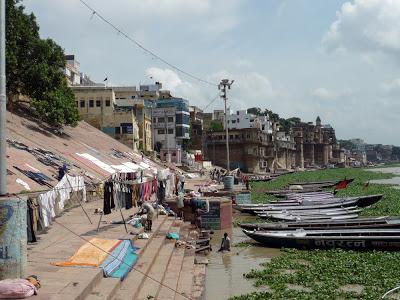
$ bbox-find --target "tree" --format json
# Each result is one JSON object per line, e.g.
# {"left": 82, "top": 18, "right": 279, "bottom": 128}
{"left": 210, "top": 120, "right": 223, "bottom": 131}
{"left": 338, "top": 139, "right": 356, "bottom": 150}
{"left": 6, "top": 0, "right": 79, "bottom": 127}
{"left": 247, "top": 107, "right": 261, "bottom": 116}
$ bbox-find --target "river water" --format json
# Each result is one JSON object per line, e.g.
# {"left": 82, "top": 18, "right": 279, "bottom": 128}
{"left": 205, "top": 226, "right": 280, "bottom": 299}
{"left": 204, "top": 167, "right": 400, "bottom": 299}
{"left": 368, "top": 167, "right": 400, "bottom": 186}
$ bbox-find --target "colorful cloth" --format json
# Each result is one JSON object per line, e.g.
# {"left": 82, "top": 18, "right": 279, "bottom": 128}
{"left": 52, "top": 238, "right": 121, "bottom": 267}
{"left": 101, "top": 240, "right": 139, "bottom": 280}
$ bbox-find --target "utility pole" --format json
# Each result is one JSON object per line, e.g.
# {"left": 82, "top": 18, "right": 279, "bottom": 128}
{"left": 0, "top": 0, "right": 27, "bottom": 280}
{"left": 0, "top": 0, "right": 6, "bottom": 195}
{"left": 218, "top": 79, "right": 234, "bottom": 172}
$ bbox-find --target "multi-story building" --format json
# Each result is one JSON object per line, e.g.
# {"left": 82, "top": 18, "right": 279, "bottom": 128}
{"left": 152, "top": 97, "right": 190, "bottom": 162}
{"left": 189, "top": 106, "right": 204, "bottom": 151}
{"left": 112, "top": 86, "right": 154, "bottom": 152}
{"left": 225, "top": 110, "right": 272, "bottom": 133}
{"left": 204, "top": 128, "right": 274, "bottom": 172}
{"left": 71, "top": 86, "right": 140, "bottom": 150}
{"left": 292, "top": 116, "right": 343, "bottom": 168}
{"left": 64, "top": 55, "right": 81, "bottom": 86}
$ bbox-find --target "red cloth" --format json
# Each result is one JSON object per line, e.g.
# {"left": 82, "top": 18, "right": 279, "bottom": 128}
{"left": 335, "top": 179, "right": 350, "bottom": 190}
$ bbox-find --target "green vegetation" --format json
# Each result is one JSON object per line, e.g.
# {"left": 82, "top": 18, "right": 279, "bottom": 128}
{"left": 233, "top": 168, "right": 400, "bottom": 299}
{"left": 210, "top": 120, "right": 223, "bottom": 131}
{"left": 6, "top": 0, "right": 79, "bottom": 127}
{"left": 247, "top": 107, "right": 301, "bottom": 133}
{"left": 231, "top": 248, "right": 400, "bottom": 300}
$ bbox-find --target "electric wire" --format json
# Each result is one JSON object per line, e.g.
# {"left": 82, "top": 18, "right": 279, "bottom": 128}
{"left": 202, "top": 93, "right": 221, "bottom": 112}
{"left": 78, "top": 0, "right": 217, "bottom": 87}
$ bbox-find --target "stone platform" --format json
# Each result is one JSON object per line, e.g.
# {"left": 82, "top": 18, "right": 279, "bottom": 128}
{"left": 28, "top": 199, "right": 204, "bottom": 300}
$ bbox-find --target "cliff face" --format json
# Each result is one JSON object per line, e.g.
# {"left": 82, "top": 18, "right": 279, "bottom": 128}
{"left": 5, "top": 110, "right": 161, "bottom": 194}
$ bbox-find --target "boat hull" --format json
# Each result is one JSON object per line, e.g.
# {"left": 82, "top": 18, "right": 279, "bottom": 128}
{"left": 239, "top": 217, "right": 400, "bottom": 231}
{"left": 243, "top": 229, "right": 400, "bottom": 250}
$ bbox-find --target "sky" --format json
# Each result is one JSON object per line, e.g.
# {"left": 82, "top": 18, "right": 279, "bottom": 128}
{"left": 23, "top": 0, "right": 400, "bottom": 145}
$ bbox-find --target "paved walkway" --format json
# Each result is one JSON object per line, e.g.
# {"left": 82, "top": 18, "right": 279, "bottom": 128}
{"left": 28, "top": 196, "right": 204, "bottom": 300}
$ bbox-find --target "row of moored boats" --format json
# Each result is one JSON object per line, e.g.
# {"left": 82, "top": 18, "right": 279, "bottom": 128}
{"left": 237, "top": 178, "right": 400, "bottom": 250}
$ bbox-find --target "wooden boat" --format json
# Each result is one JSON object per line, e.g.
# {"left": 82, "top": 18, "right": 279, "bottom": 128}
{"left": 248, "top": 176, "right": 273, "bottom": 182}
{"left": 239, "top": 217, "right": 400, "bottom": 231}
{"left": 288, "top": 178, "right": 354, "bottom": 188}
{"left": 257, "top": 206, "right": 361, "bottom": 216}
{"left": 237, "top": 194, "right": 383, "bottom": 214}
{"left": 258, "top": 213, "right": 360, "bottom": 222}
{"left": 266, "top": 188, "right": 323, "bottom": 197}
{"left": 243, "top": 228, "right": 400, "bottom": 250}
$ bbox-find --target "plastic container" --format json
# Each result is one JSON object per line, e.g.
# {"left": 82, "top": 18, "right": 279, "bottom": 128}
{"left": 223, "top": 176, "right": 234, "bottom": 190}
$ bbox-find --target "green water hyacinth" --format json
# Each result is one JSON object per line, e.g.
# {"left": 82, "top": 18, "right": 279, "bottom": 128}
{"left": 233, "top": 167, "right": 400, "bottom": 299}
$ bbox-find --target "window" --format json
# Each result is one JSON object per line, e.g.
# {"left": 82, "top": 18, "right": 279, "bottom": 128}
{"left": 227, "top": 120, "right": 230, "bottom": 124}
{"left": 237, "top": 119, "right": 240, "bottom": 123}
{"left": 105, "top": 99, "right": 111, "bottom": 107}
{"left": 168, "top": 116, "right": 174, "bottom": 123}
{"left": 80, "top": 100, "right": 85, "bottom": 108}
{"left": 158, "top": 117, "right": 165, "bottom": 123}
{"left": 153, "top": 118, "right": 157, "bottom": 123}
{"left": 236, "top": 111, "right": 239, "bottom": 115}
{"left": 262, "top": 125, "right": 265, "bottom": 130}
{"left": 96, "top": 100, "right": 101, "bottom": 107}
{"left": 115, "top": 127, "right": 121, "bottom": 134}
{"left": 232, "top": 120, "right": 236, "bottom": 123}
{"left": 168, "top": 129, "right": 174, "bottom": 134}
{"left": 175, "top": 113, "right": 189, "bottom": 124}
{"left": 89, "top": 99, "right": 94, "bottom": 107}
{"left": 76, "top": 101, "right": 79, "bottom": 107}
{"left": 158, "top": 129, "right": 165, "bottom": 134}
{"left": 121, "top": 123, "right": 133, "bottom": 134}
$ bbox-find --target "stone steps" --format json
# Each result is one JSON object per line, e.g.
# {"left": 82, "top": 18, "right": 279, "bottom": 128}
{"left": 155, "top": 224, "right": 190, "bottom": 300}
{"left": 135, "top": 220, "right": 183, "bottom": 300}
{"left": 34, "top": 268, "right": 103, "bottom": 300}
{"left": 175, "top": 247, "right": 196, "bottom": 300}
{"left": 113, "top": 217, "right": 175, "bottom": 300}
{"left": 84, "top": 215, "right": 169, "bottom": 300}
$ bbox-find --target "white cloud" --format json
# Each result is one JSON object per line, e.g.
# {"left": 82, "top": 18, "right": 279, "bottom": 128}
{"left": 146, "top": 67, "right": 288, "bottom": 114}
{"left": 209, "top": 70, "right": 283, "bottom": 111}
{"left": 310, "top": 87, "right": 355, "bottom": 101}
{"left": 234, "top": 59, "right": 253, "bottom": 68}
{"left": 381, "top": 78, "right": 400, "bottom": 93}
{"left": 322, "top": 0, "right": 400, "bottom": 55}
{"left": 24, "top": 0, "right": 242, "bottom": 38}
{"left": 145, "top": 67, "right": 212, "bottom": 108}
{"left": 311, "top": 88, "right": 336, "bottom": 100}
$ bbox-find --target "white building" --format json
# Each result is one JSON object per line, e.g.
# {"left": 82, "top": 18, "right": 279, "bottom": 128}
{"left": 224, "top": 110, "right": 272, "bottom": 133}
{"left": 152, "top": 107, "right": 178, "bottom": 150}
{"left": 64, "top": 55, "right": 81, "bottom": 86}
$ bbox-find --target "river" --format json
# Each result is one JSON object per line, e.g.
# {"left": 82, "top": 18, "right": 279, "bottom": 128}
{"left": 368, "top": 166, "right": 400, "bottom": 186}
{"left": 204, "top": 226, "right": 280, "bottom": 299}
